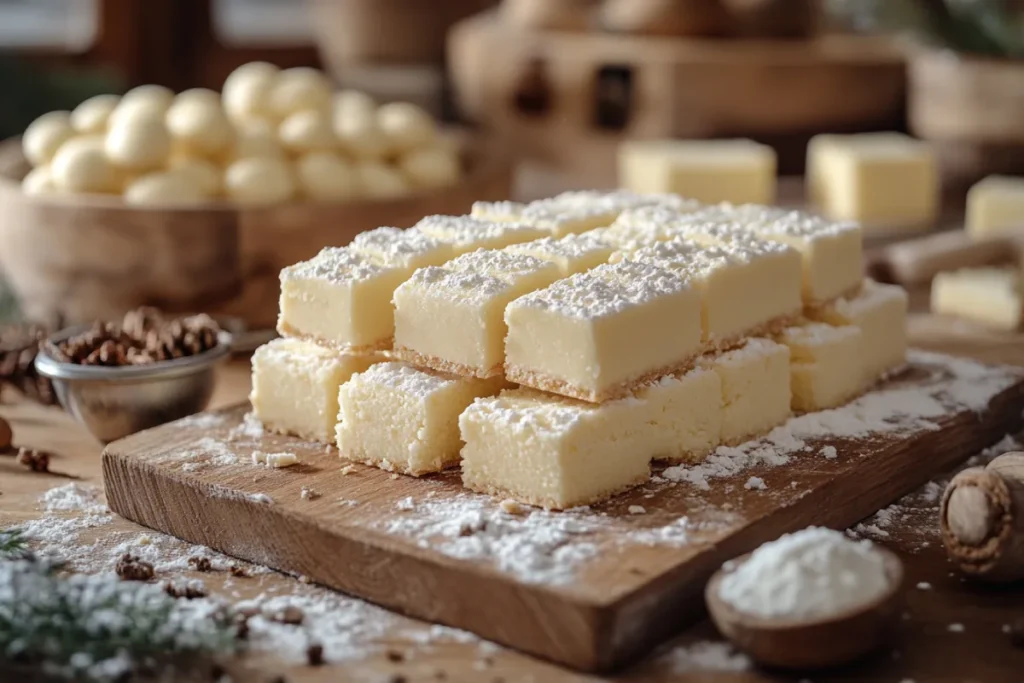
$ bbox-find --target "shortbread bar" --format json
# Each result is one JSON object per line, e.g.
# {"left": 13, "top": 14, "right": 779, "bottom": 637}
{"left": 931, "top": 268, "right": 1023, "bottom": 330}
{"left": 413, "top": 215, "right": 547, "bottom": 254}
{"left": 700, "top": 338, "right": 791, "bottom": 445}
{"left": 250, "top": 338, "right": 379, "bottom": 442}
{"left": 700, "top": 204, "right": 864, "bottom": 304}
{"left": 809, "top": 279, "right": 908, "bottom": 382}
{"left": 505, "top": 232, "right": 615, "bottom": 277}
{"left": 619, "top": 238, "right": 770, "bottom": 348}
{"left": 504, "top": 260, "right": 703, "bottom": 402}
{"left": 392, "top": 250, "right": 561, "bottom": 377}
{"left": 775, "top": 323, "right": 864, "bottom": 412}
{"left": 636, "top": 366, "right": 722, "bottom": 463}
{"left": 336, "top": 362, "right": 504, "bottom": 476}
{"left": 460, "top": 388, "right": 653, "bottom": 509}
{"left": 278, "top": 228, "right": 453, "bottom": 351}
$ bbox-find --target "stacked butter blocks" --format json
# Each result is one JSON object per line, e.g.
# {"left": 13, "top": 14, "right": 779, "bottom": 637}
{"left": 253, "top": 189, "right": 908, "bottom": 510}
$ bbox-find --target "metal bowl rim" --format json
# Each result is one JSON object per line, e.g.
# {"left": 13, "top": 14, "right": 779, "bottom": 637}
{"left": 34, "top": 325, "right": 233, "bottom": 382}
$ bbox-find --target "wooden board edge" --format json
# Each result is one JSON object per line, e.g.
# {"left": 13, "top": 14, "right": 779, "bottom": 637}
{"left": 101, "top": 448, "right": 609, "bottom": 671}
{"left": 595, "top": 375, "right": 1024, "bottom": 671}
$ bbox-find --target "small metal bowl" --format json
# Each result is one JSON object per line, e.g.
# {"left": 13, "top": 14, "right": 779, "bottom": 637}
{"left": 34, "top": 325, "right": 233, "bottom": 444}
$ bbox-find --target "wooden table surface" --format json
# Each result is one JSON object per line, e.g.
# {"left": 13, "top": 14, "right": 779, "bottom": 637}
{"left": 3, "top": 304, "right": 1024, "bottom": 682}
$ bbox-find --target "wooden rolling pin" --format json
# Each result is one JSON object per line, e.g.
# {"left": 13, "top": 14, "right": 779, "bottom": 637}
{"left": 868, "top": 231, "right": 1020, "bottom": 287}
{"left": 941, "top": 452, "right": 1024, "bottom": 582}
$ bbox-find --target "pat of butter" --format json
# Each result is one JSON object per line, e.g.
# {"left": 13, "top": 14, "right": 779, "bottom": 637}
{"left": 966, "top": 175, "right": 1024, "bottom": 240}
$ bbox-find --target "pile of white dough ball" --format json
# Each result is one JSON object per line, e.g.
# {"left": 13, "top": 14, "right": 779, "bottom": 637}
{"left": 20, "top": 62, "right": 461, "bottom": 207}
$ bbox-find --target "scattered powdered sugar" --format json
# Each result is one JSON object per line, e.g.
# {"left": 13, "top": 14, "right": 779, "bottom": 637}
{"left": 379, "top": 493, "right": 702, "bottom": 584}
{"left": 718, "top": 527, "right": 891, "bottom": 619}
{"left": 821, "top": 445, "right": 838, "bottom": 459}
{"left": 628, "top": 505, "right": 647, "bottom": 515}
{"left": 41, "top": 483, "right": 107, "bottom": 514}
{"left": 228, "top": 411, "right": 266, "bottom": 440}
{"left": 177, "top": 437, "right": 239, "bottom": 471}
{"left": 663, "top": 351, "right": 1018, "bottom": 490}
{"left": 172, "top": 412, "right": 227, "bottom": 430}
{"left": 663, "top": 640, "right": 751, "bottom": 673}
{"left": 744, "top": 477, "right": 766, "bottom": 491}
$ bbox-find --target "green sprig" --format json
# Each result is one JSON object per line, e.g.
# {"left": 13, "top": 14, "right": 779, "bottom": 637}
{"left": 0, "top": 529, "right": 29, "bottom": 559}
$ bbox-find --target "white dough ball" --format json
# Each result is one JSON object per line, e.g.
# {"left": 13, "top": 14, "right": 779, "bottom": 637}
{"left": 23, "top": 111, "right": 74, "bottom": 167}
{"left": 278, "top": 110, "right": 336, "bottom": 154}
{"left": 51, "top": 136, "right": 118, "bottom": 193}
{"left": 175, "top": 88, "right": 221, "bottom": 109}
{"left": 355, "top": 161, "right": 409, "bottom": 199}
{"left": 333, "top": 90, "right": 376, "bottom": 120}
{"left": 105, "top": 117, "right": 171, "bottom": 170}
{"left": 228, "top": 118, "right": 285, "bottom": 161}
{"left": 166, "top": 99, "right": 233, "bottom": 158}
{"left": 109, "top": 84, "right": 174, "bottom": 127}
{"left": 268, "top": 67, "right": 332, "bottom": 119}
{"left": 295, "top": 152, "right": 357, "bottom": 201}
{"left": 124, "top": 171, "right": 206, "bottom": 206}
{"left": 70, "top": 94, "right": 120, "bottom": 134}
{"left": 224, "top": 156, "right": 296, "bottom": 205}
{"left": 21, "top": 166, "right": 56, "bottom": 196}
{"left": 168, "top": 156, "right": 222, "bottom": 197}
{"left": 334, "top": 109, "right": 390, "bottom": 160}
{"left": 399, "top": 146, "right": 461, "bottom": 189}
{"left": 376, "top": 102, "right": 437, "bottom": 153}
{"left": 222, "top": 61, "right": 280, "bottom": 122}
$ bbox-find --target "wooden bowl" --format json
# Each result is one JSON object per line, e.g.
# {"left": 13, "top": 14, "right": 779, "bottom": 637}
{"left": 0, "top": 134, "right": 513, "bottom": 330}
{"left": 705, "top": 548, "right": 905, "bottom": 670}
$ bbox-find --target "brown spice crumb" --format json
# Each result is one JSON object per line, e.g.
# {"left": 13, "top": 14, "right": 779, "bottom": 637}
{"left": 306, "top": 642, "right": 324, "bottom": 666}
{"left": 16, "top": 447, "right": 50, "bottom": 472}
{"left": 115, "top": 553, "right": 154, "bottom": 582}
{"left": 164, "top": 579, "right": 208, "bottom": 599}
{"left": 188, "top": 555, "right": 212, "bottom": 572}
{"left": 385, "top": 649, "right": 404, "bottom": 663}
{"left": 271, "top": 604, "right": 304, "bottom": 625}
{"left": 228, "top": 564, "right": 249, "bottom": 578}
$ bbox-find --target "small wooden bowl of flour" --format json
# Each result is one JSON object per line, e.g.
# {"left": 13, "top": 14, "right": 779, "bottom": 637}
{"left": 705, "top": 527, "right": 905, "bottom": 670}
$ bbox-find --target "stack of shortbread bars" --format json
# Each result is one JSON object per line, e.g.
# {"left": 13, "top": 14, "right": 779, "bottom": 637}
{"left": 250, "top": 191, "right": 907, "bottom": 509}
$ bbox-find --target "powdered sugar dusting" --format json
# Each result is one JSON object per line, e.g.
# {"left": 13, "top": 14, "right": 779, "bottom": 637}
{"left": 663, "top": 640, "right": 751, "bottom": 673}
{"left": 40, "top": 483, "right": 107, "bottom": 513}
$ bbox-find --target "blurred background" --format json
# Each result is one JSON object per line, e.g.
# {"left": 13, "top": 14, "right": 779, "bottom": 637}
{"left": 2, "top": 0, "right": 1024, "bottom": 334}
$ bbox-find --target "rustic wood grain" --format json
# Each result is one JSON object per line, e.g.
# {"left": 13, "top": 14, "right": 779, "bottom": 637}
{"left": 102, "top": 359, "right": 1024, "bottom": 673}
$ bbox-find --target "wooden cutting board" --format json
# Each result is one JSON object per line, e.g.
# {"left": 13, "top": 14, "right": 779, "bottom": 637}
{"left": 103, "top": 353, "right": 1024, "bottom": 673}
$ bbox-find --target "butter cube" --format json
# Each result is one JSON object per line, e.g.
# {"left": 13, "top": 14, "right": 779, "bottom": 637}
{"left": 619, "top": 138, "right": 776, "bottom": 205}
{"left": 807, "top": 132, "right": 938, "bottom": 231}
{"left": 966, "top": 175, "right": 1024, "bottom": 239}
{"left": 931, "top": 267, "right": 1023, "bottom": 330}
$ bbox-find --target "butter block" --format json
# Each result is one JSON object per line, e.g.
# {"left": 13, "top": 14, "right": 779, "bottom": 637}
{"left": 392, "top": 250, "right": 561, "bottom": 377}
{"left": 931, "top": 267, "right": 1023, "bottom": 330}
{"left": 250, "top": 338, "right": 379, "bottom": 442}
{"left": 619, "top": 138, "right": 776, "bottom": 205}
{"left": 775, "top": 323, "right": 864, "bottom": 412}
{"left": 966, "top": 175, "right": 1024, "bottom": 239}
{"left": 809, "top": 279, "right": 908, "bottom": 381}
{"left": 504, "top": 260, "right": 703, "bottom": 403}
{"left": 700, "top": 338, "right": 791, "bottom": 445}
{"left": 505, "top": 231, "right": 615, "bottom": 277}
{"left": 337, "top": 362, "right": 504, "bottom": 476}
{"left": 636, "top": 367, "right": 722, "bottom": 463}
{"left": 459, "top": 388, "right": 652, "bottom": 509}
{"left": 807, "top": 132, "right": 938, "bottom": 230}
{"left": 413, "top": 214, "right": 547, "bottom": 254}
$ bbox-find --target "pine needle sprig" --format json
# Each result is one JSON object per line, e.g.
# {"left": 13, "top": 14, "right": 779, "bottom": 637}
{"left": 0, "top": 529, "right": 28, "bottom": 559}
{"left": 0, "top": 558, "right": 241, "bottom": 682}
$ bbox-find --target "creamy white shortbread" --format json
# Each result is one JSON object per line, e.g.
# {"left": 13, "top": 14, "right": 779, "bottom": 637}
{"left": 700, "top": 338, "right": 791, "bottom": 445}
{"left": 392, "top": 250, "right": 561, "bottom": 377}
{"left": 459, "top": 387, "right": 653, "bottom": 509}
{"left": 809, "top": 279, "right": 908, "bottom": 382}
{"left": 413, "top": 214, "right": 547, "bottom": 254}
{"left": 504, "top": 260, "right": 703, "bottom": 402}
{"left": 636, "top": 366, "right": 722, "bottom": 463}
{"left": 250, "top": 337, "right": 379, "bottom": 442}
{"left": 776, "top": 323, "right": 865, "bottom": 412}
{"left": 336, "top": 362, "right": 504, "bottom": 476}
{"left": 505, "top": 231, "right": 615, "bottom": 277}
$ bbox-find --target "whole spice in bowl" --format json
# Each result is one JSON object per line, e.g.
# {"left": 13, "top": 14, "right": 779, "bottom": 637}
{"left": 35, "top": 307, "right": 231, "bottom": 443}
